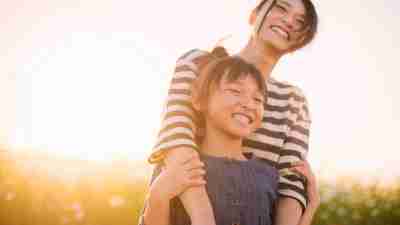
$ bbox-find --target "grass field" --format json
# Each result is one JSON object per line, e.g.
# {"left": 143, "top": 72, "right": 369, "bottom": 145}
{"left": 1, "top": 150, "right": 399, "bottom": 225}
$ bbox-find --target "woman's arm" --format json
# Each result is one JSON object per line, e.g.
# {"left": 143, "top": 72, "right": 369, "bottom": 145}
{"left": 290, "top": 160, "right": 320, "bottom": 225}
{"left": 147, "top": 49, "right": 216, "bottom": 225}
{"left": 142, "top": 154, "right": 207, "bottom": 225}
{"left": 274, "top": 87, "right": 312, "bottom": 225}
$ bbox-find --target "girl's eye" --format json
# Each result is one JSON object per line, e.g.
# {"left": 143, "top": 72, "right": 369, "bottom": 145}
{"left": 254, "top": 97, "right": 264, "bottom": 104}
{"left": 226, "top": 88, "right": 241, "bottom": 95}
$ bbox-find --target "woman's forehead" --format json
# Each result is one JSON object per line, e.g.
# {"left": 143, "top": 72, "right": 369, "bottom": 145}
{"left": 255, "top": 0, "right": 305, "bottom": 14}
{"left": 276, "top": 0, "right": 306, "bottom": 16}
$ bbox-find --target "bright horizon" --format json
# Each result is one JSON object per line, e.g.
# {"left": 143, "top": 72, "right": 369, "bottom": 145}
{"left": 1, "top": 0, "right": 400, "bottom": 182}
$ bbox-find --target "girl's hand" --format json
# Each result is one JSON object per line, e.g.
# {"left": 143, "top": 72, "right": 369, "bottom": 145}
{"left": 290, "top": 160, "right": 320, "bottom": 210}
{"left": 150, "top": 150, "right": 206, "bottom": 201}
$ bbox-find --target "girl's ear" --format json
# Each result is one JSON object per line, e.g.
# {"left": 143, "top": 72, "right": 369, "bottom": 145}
{"left": 191, "top": 80, "right": 202, "bottom": 111}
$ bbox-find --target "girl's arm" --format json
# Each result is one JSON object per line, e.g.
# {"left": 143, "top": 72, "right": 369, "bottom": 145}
{"left": 147, "top": 49, "right": 216, "bottom": 225}
{"left": 143, "top": 154, "right": 207, "bottom": 225}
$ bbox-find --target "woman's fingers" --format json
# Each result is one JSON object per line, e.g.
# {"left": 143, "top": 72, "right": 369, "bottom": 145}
{"left": 180, "top": 151, "right": 201, "bottom": 165}
{"left": 186, "top": 177, "right": 206, "bottom": 187}
{"left": 165, "top": 148, "right": 199, "bottom": 166}
{"left": 290, "top": 160, "right": 305, "bottom": 167}
{"left": 188, "top": 168, "right": 206, "bottom": 179}
{"left": 289, "top": 160, "right": 315, "bottom": 183}
{"left": 291, "top": 165, "right": 307, "bottom": 175}
{"left": 183, "top": 159, "right": 205, "bottom": 171}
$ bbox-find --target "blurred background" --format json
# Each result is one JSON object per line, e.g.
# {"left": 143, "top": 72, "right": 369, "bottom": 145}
{"left": 1, "top": 0, "right": 400, "bottom": 224}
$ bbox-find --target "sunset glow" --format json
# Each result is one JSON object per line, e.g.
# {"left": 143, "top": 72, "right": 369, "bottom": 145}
{"left": 1, "top": 0, "right": 400, "bottom": 182}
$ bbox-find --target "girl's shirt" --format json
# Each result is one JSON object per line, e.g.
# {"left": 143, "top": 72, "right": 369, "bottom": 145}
{"left": 169, "top": 153, "right": 279, "bottom": 225}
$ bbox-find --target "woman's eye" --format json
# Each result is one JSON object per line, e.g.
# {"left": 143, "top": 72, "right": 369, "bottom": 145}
{"left": 295, "top": 19, "right": 306, "bottom": 29}
{"left": 276, "top": 5, "right": 287, "bottom": 12}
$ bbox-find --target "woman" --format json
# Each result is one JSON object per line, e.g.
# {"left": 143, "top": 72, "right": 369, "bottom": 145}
{"left": 144, "top": 0, "right": 319, "bottom": 225}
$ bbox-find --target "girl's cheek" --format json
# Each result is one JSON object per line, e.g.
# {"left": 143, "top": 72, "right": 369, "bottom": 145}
{"left": 223, "top": 95, "right": 242, "bottom": 105}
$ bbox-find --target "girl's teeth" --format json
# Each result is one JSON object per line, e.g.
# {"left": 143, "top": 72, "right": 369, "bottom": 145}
{"left": 233, "top": 114, "right": 250, "bottom": 124}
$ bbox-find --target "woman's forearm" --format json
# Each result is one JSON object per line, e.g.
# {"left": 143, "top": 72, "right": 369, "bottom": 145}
{"left": 297, "top": 206, "right": 317, "bottom": 225}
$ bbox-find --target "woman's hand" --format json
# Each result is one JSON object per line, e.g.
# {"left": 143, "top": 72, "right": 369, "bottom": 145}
{"left": 290, "top": 160, "right": 320, "bottom": 211}
{"left": 150, "top": 150, "right": 206, "bottom": 201}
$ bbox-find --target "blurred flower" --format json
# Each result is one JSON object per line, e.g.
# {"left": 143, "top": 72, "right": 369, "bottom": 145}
{"left": 352, "top": 211, "right": 361, "bottom": 221}
{"left": 71, "top": 202, "right": 82, "bottom": 211}
{"left": 337, "top": 207, "right": 347, "bottom": 217}
{"left": 320, "top": 212, "right": 330, "bottom": 220}
{"left": 321, "top": 188, "right": 336, "bottom": 203}
{"left": 365, "top": 199, "right": 376, "bottom": 208}
{"left": 371, "top": 208, "right": 380, "bottom": 217}
{"left": 61, "top": 216, "right": 70, "bottom": 225}
{"left": 109, "top": 195, "right": 126, "bottom": 208}
{"left": 5, "top": 192, "right": 16, "bottom": 201}
{"left": 75, "top": 211, "right": 85, "bottom": 221}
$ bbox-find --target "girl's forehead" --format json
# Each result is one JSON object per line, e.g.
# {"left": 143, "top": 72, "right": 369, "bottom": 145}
{"left": 221, "top": 74, "right": 264, "bottom": 93}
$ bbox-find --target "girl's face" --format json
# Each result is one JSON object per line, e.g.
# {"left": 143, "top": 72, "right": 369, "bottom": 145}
{"left": 255, "top": 0, "right": 307, "bottom": 52}
{"left": 204, "top": 74, "right": 265, "bottom": 139}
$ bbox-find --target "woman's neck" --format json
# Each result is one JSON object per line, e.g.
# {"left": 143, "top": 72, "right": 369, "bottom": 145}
{"left": 238, "top": 39, "right": 282, "bottom": 80}
{"left": 200, "top": 125, "right": 246, "bottom": 161}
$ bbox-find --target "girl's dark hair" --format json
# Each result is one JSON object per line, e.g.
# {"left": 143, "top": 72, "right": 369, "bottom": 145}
{"left": 210, "top": 46, "right": 229, "bottom": 58}
{"left": 193, "top": 52, "right": 267, "bottom": 111}
{"left": 193, "top": 51, "right": 266, "bottom": 143}
{"left": 255, "top": 0, "right": 319, "bottom": 52}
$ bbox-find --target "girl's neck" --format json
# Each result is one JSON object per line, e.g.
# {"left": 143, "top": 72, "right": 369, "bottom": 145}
{"left": 237, "top": 39, "right": 283, "bottom": 81}
{"left": 200, "top": 125, "right": 246, "bottom": 161}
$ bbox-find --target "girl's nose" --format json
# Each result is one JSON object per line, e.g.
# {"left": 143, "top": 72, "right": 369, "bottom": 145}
{"left": 239, "top": 96, "right": 256, "bottom": 110}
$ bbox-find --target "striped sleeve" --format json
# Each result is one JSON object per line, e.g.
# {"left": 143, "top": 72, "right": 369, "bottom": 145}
{"left": 277, "top": 86, "right": 311, "bottom": 211}
{"left": 148, "top": 49, "right": 212, "bottom": 164}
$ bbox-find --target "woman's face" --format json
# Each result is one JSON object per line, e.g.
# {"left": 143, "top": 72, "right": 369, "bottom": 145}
{"left": 204, "top": 74, "right": 265, "bottom": 139}
{"left": 255, "top": 0, "right": 307, "bottom": 52}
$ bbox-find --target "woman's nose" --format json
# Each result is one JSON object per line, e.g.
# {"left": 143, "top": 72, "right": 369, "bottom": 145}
{"left": 281, "top": 14, "right": 295, "bottom": 31}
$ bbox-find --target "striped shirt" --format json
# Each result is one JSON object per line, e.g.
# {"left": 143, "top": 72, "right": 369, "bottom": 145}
{"left": 148, "top": 49, "right": 311, "bottom": 210}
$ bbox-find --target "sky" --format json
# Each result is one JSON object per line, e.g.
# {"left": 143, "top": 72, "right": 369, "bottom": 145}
{"left": 1, "top": 0, "right": 399, "bottom": 182}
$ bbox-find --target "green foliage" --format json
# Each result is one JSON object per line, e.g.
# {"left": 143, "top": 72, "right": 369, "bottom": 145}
{"left": 314, "top": 179, "right": 400, "bottom": 225}
{"left": 1, "top": 152, "right": 399, "bottom": 225}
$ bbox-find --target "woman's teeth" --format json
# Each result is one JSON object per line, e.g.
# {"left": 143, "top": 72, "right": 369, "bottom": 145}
{"left": 271, "top": 26, "right": 289, "bottom": 40}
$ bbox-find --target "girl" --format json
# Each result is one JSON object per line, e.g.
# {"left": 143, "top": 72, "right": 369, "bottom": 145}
{"left": 142, "top": 55, "right": 319, "bottom": 225}
{"left": 147, "top": 0, "right": 319, "bottom": 225}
